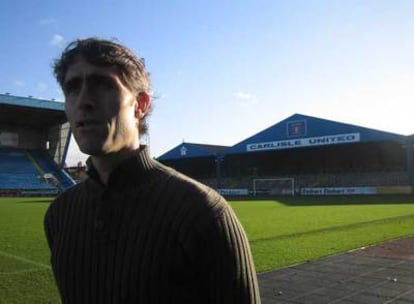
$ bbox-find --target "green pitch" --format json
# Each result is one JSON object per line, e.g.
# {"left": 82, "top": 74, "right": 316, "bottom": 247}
{"left": 0, "top": 196, "right": 413, "bottom": 303}
{"left": 231, "top": 196, "right": 414, "bottom": 272}
{"left": 0, "top": 197, "right": 59, "bottom": 303}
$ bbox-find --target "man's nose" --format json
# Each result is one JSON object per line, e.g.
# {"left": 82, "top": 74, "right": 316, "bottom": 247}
{"left": 77, "top": 83, "right": 94, "bottom": 110}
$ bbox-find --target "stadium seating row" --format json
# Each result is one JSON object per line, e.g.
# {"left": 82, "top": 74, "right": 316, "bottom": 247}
{"left": 0, "top": 147, "right": 75, "bottom": 194}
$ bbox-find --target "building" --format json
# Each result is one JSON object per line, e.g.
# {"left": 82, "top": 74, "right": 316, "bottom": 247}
{"left": 158, "top": 114, "right": 413, "bottom": 196}
{"left": 0, "top": 93, "right": 75, "bottom": 196}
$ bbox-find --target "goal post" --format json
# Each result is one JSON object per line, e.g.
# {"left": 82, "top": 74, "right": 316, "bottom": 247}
{"left": 253, "top": 178, "right": 295, "bottom": 196}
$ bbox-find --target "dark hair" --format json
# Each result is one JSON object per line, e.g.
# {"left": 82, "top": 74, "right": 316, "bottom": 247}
{"left": 54, "top": 37, "right": 152, "bottom": 136}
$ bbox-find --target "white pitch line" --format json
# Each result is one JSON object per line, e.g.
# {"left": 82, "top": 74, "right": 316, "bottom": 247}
{"left": 0, "top": 250, "right": 51, "bottom": 270}
{"left": 0, "top": 268, "right": 44, "bottom": 275}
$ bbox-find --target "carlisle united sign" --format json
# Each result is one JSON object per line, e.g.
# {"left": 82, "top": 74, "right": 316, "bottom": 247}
{"left": 246, "top": 133, "right": 360, "bottom": 152}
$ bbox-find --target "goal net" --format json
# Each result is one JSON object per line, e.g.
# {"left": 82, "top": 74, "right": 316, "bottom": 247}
{"left": 253, "top": 178, "right": 295, "bottom": 196}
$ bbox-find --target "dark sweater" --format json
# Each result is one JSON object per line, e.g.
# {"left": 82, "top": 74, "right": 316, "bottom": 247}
{"left": 44, "top": 147, "right": 260, "bottom": 303}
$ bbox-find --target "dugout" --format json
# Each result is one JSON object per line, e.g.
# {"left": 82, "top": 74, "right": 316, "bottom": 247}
{"left": 0, "top": 93, "right": 75, "bottom": 195}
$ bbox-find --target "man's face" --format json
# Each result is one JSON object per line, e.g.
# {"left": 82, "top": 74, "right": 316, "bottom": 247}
{"left": 63, "top": 56, "right": 140, "bottom": 156}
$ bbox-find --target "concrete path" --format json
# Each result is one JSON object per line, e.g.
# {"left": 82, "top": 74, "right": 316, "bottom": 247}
{"left": 258, "top": 238, "right": 414, "bottom": 304}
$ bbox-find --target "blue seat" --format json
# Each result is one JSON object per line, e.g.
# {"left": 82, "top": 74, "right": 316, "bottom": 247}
{"left": 0, "top": 147, "right": 75, "bottom": 192}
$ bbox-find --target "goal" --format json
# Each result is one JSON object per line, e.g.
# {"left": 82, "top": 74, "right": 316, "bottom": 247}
{"left": 252, "top": 178, "right": 295, "bottom": 196}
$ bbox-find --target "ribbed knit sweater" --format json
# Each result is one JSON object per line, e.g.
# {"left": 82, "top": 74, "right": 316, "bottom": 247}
{"left": 44, "top": 147, "right": 260, "bottom": 303}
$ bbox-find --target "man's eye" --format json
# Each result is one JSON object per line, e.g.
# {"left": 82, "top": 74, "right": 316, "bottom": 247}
{"left": 95, "top": 78, "right": 115, "bottom": 89}
{"left": 64, "top": 80, "right": 81, "bottom": 95}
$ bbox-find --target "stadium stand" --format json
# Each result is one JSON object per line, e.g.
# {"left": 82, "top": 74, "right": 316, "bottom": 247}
{"left": 158, "top": 114, "right": 414, "bottom": 196}
{"left": 158, "top": 142, "right": 229, "bottom": 183}
{"left": 0, "top": 147, "right": 55, "bottom": 194}
{"left": 0, "top": 94, "right": 75, "bottom": 196}
{"left": 30, "top": 149, "right": 74, "bottom": 190}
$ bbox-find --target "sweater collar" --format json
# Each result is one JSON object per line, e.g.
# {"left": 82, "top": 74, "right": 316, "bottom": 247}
{"left": 86, "top": 145, "right": 158, "bottom": 190}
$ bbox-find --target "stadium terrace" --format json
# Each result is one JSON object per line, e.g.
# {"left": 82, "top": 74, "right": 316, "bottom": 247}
{"left": 2, "top": 94, "right": 414, "bottom": 198}
{"left": 0, "top": 93, "right": 75, "bottom": 196}
{"left": 158, "top": 114, "right": 414, "bottom": 197}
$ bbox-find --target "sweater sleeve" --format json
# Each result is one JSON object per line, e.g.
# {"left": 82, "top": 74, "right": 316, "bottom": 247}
{"left": 195, "top": 201, "right": 261, "bottom": 304}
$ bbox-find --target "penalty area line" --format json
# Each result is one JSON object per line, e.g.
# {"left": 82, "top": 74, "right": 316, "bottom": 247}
{"left": 0, "top": 250, "right": 51, "bottom": 270}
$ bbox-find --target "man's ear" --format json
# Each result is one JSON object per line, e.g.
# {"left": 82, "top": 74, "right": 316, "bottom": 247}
{"left": 135, "top": 92, "right": 151, "bottom": 119}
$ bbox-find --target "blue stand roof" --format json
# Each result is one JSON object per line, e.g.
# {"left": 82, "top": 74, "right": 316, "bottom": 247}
{"left": 157, "top": 142, "right": 228, "bottom": 161}
{"left": 225, "top": 114, "right": 406, "bottom": 155}
{"left": 0, "top": 94, "right": 64, "bottom": 111}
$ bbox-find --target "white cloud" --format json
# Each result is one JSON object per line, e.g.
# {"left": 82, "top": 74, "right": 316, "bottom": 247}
{"left": 235, "top": 92, "right": 253, "bottom": 100}
{"left": 14, "top": 80, "right": 25, "bottom": 87}
{"left": 50, "top": 34, "right": 65, "bottom": 48}
{"left": 39, "top": 18, "right": 57, "bottom": 25}
{"left": 36, "top": 82, "right": 48, "bottom": 92}
{"left": 234, "top": 91, "right": 259, "bottom": 107}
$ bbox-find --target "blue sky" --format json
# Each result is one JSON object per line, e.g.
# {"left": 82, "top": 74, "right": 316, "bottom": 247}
{"left": 1, "top": 0, "right": 414, "bottom": 165}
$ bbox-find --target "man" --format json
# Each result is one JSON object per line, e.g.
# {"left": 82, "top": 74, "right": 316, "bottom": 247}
{"left": 44, "top": 38, "right": 261, "bottom": 303}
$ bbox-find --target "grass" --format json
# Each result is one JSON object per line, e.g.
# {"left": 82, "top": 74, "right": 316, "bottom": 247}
{"left": 0, "top": 197, "right": 60, "bottom": 303}
{"left": 231, "top": 196, "right": 414, "bottom": 272}
{"left": 0, "top": 195, "right": 413, "bottom": 302}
